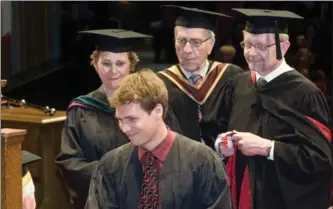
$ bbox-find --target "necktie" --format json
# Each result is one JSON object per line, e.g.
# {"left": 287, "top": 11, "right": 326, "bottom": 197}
{"left": 189, "top": 74, "right": 203, "bottom": 86}
{"left": 256, "top": 77, "right": 268, "bottom": 88}
{"left": 138, "top": 152, "right": 159, "bottom": 209}
{"left": 189, "top": 73, "right": 205, "bottom": 143}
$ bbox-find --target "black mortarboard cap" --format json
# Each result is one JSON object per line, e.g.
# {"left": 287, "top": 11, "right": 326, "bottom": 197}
{"left": 161, "top": 5, "right": 232, "bottom": 31}
{"left": 78, "top": 29, "right": 152, "bottom": 53}
{"left": 22, "top": 150, "right": 41, "bottom": 165}
{"left": 232, "top": 8, "right": 303, "bottom": 60}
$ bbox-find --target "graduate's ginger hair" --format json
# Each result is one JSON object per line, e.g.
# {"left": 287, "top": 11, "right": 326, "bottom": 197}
{"left": 109, "top": 69, "right": 169, "bottom": 119}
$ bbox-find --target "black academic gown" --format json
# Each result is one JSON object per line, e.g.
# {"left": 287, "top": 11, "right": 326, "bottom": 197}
{"left": 223, "top": 70, "right": 332, "bottom": 209}
{"left": 85, "top": 134, "right": 233, "bottom": 209}
{"left": 158, "top": 61, "right": 243, "bottom": 149}
{"left": 55, "top": 87, "right": 182, "bottom": 209}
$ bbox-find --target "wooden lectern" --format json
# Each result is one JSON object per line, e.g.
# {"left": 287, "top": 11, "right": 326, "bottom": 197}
{"left": 1, "top": 106, "right": 71, "bottom": 209}
{"left": 1, "top": 128, "right": 26, "bottom": 209}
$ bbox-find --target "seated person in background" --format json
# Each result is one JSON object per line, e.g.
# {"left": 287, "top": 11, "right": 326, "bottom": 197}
{"left": 219, "top": 43, "right": 237, "bottom": 63}
{"left": 295, "top": 34, "right": 307, "bottom": 49}
{"left": 294, "top": 47, "right": 314, "bottom": 71}
{"left": 22, "top": 151, "right": 41, "bottom": 209}
{"left": 85, "top": 69, "right": 233, "bottom": 209}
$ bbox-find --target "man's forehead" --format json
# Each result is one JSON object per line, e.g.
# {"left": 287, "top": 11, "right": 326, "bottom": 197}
{"left": 116, "top": 102, "right": 142, "bottom": 118}
{"left": 243, "top": 31, "right": 275, "bottom": 41}
{"left": 175, "top": 26, "right": 206, "bottom": 38}
{"left": 116, "top": 103, "right": 134, "bottom": 115}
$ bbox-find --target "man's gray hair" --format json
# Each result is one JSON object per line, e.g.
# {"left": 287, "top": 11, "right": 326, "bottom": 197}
{"left": 279, "top": 33, "right": 289, "bottom": 42}
{"left": 242, "top": 30, "right": 289, "bottom": 42}
{"left": 207, "top": 29, "right": 215, "bottom": 39}
{"left": 174, "top": 27, "right": 216, "bottom": 39}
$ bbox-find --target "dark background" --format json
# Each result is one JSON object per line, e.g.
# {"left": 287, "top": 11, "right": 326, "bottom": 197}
{"left": 1, "top": 1, "right": 331, "bottom": 115}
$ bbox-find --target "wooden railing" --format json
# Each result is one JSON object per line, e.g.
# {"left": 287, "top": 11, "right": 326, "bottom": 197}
{"left": 1, "top": 128, "right": 26, "bottom": 209}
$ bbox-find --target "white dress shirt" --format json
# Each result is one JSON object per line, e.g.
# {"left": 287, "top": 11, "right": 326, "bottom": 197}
{"left": 255, "top": 58, "right": 293, "bottom": 83}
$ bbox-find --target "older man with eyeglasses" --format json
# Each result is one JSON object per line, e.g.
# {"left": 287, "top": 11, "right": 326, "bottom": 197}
{"left": 157, "top": 5, "right": 244, "bottom": 149}
{"left": 215, "top": 9, "right": 332, "bottom": 209}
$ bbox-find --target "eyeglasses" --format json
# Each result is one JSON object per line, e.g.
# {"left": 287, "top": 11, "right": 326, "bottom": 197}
{"left": 240, "top": 41, "right": 277, "bottom": 51}
{"left": 175, "top": 37, "right": 212, "bottom": 47}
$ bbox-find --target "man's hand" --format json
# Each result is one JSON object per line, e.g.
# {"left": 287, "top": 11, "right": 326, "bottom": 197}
{"left": 216, "top": 131, "right": 236, "bottom": 157}
{"left": 231, "top": 132, "right": 272, "bottom": 157}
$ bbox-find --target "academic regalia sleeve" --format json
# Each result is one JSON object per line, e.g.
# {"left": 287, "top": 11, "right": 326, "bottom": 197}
{"left": 85, "top": 160, "right": 118, "bottom": 209}
{"left": 202, "top": 65, "right": 243, "bottom": 148}
{"left": 204, "top": 77, "right": 236, "bottom": 147}
{"left": 55, "top": 108, "right": 99, "bottom": 207}
{"left": 197, "top": 150, "right": 234, "bottom": 209}
{"left": 302, "top": 91, "right": 333, "bottom": 206}
{"left": 164, "top": 105, "right": 183, "bottom": 134}
{"left": 272, "top": 90, "right": 332, "bottom": 207}
{"left": 274, "top": 90, "right": 332, "bottom": 172}
{"left": 302, "top": 91, "right": 332, "bottom": 127}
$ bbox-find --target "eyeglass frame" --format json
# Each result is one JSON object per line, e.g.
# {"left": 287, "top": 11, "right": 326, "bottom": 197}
{"left": 240, "top": 41, "right": 283, "bottom": 51}
{"left": 175, "top": 37, "right": 212, "bottom": 48}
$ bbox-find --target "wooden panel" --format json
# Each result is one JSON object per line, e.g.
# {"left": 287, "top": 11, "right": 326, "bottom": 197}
{"left": 17, "top": 2, "right": 51, "bottom": 74}
{"left": 1, "top": 134, "right": 4, "bottom": 209}
{"left": 1, "top": 107, "right": 71, "bottom": 209}
{"left": 1, "top": 34, "right": 10, "bottom": 79}
{"left": 1, "top": 128, "right": 26, "bottom": 209}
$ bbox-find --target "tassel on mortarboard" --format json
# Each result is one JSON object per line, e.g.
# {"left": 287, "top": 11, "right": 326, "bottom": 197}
{"left": 274, "top": 20, "right": 282, "bottom": 60}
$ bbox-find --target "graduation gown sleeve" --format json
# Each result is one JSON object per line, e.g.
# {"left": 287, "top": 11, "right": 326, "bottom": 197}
{"left": 259, "top": 90, "right": 332, "bottom": 208}
{"left": 301, "top": 91, "right": 332, "bottom": 126}
{"left": 272, "top": 90, "right": 332, "bottom": 175}
{"left": 197, "top": 150, "right": 234, "bottom": 209}
{"left": 55, "top": 108, "right": 99, "bottom": 207}
{"left": 85, "top": 162, "right": 119, "bottom": 209}
{"left": 204, "top": 77, "right": 235, "bottom": 146}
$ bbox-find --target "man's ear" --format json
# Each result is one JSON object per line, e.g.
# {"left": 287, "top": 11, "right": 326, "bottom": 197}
{"left": 281, "top": 40, "right": 291, "bottom": 57}
{"left": 207, "top": 37, "right": 216, "bottom": 55}
{"left": 153, "top": 104, "right": 163, "bottom": 119}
